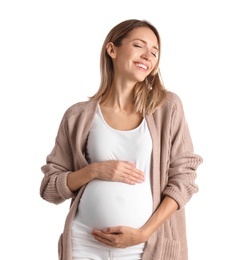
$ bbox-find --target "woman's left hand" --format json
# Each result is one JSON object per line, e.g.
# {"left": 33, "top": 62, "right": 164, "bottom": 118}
{"left": 91, "top": 226, "right": 147, "bottom": 248}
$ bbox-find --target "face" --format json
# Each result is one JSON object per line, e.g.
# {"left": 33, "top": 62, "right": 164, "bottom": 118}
{"left": 107, "top": 27, "right": 159, "bottom": 83}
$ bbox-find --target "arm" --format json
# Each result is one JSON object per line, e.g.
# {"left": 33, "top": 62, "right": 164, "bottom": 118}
{"left": 91, "top": 94, "right": 203, "bottom": 247}
{"left": 41, "top": 154, "right": 144, "bottom": 204}
{"left": 40, "top": 115, "right": 144, "bottom": 204}
{"left": 67, "top": 161, "right": 145, "bottom": 192}
{"left": 140, "top": 196, "right": 178, "bottom": 239}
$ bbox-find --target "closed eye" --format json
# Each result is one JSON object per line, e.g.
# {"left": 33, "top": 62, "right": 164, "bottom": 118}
{"left": 152, "top": 52, "right": 157, "bottom": 57}
{"left": 134, "top": 44, "right": 142, "bottom": 48}
{"left": 134, "top": 43, "right": 158, "bottom": 58}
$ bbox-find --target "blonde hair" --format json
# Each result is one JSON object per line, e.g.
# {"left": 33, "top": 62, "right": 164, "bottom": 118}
{"left": 90, "top": 19, "right": 167, "bottom": 115}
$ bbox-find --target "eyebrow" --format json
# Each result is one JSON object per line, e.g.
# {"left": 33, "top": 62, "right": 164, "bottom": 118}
{"left": 133, "top": 38, "right": 159, "bottom": 51}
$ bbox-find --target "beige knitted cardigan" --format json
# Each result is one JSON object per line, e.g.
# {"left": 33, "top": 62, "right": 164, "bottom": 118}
{"left": 40, "top": 91, "right": 203, "bottom": 260}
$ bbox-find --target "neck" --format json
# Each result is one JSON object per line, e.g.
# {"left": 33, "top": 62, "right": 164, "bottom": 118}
{"left": 101, "top": 84, "right": 136, "bottom": 112}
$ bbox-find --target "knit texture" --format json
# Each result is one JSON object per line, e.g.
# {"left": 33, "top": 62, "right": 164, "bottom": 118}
{"left": 40, "top": 91, "right": 203, "bottom": 260}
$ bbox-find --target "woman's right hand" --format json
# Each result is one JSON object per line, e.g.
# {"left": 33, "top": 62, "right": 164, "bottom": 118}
{"left": 90, "top": 160, "right": 145, "bottom": 185}
{"left": 67, "top": 160, "right": 145, "bottom": 192}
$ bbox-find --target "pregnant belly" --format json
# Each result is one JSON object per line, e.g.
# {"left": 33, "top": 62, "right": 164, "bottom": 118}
{"left": 77, "top": 179, "right": 153, "bottom": 229}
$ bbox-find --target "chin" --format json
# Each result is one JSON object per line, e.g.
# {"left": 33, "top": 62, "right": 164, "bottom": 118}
{"left": 131, "top": 75, "right": 146, "bottom": 84}
{"left": 137, "top": 77, "right": 146, "bottom": 83}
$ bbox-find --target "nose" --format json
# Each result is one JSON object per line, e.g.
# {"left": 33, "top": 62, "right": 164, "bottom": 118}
{"left": 141, "top": 48, "right": 152, "bottom": 60}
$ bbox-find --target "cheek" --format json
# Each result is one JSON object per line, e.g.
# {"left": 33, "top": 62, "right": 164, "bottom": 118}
{"left": 118, "top": 53, "right": 133, "bottom": 68}
{"left": 151, "top": 59, "right": 159, "bottom": 73}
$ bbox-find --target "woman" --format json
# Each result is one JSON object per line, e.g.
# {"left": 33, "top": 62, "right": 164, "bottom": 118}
{"left": 40, "top": 19, "right": 203, "bottom": 260}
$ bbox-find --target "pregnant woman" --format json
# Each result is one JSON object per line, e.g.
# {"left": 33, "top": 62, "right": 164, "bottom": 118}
{"left": 40, "top": 19, "right": 203, "bottom": 260}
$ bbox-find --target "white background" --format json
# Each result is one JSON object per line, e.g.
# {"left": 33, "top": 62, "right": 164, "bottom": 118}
{"left": 1, "top": 0, "right": 239, "bottom": 259}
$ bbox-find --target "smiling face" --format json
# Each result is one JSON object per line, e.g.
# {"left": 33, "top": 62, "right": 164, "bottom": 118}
{"left": 107, "top": 26, "right": 159, "bottom": 84}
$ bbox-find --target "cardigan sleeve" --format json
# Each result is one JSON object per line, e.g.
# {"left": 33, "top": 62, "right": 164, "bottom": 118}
{"left": 40, "top": 113, "right": 76, "bottom": 205}
{"left": 162, "top": 94, "right": 203, "bottom": 209}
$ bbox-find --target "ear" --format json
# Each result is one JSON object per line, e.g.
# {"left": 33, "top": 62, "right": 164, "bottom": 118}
{"left": 106, "top": 42, "right": 117, "bottom": 58}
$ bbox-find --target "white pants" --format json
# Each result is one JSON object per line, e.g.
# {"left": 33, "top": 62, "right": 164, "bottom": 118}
{"left": 71, "top": 220, "right": 144, "bottom": 260}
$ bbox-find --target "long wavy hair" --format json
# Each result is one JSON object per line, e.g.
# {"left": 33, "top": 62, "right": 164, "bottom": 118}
{"left": 90, "top": 19, "right": 167, "bottom": 116}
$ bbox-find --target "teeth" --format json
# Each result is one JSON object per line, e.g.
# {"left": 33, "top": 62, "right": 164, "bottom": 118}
{"left": 136, "top": 63, "right": 147, "bottom": 70}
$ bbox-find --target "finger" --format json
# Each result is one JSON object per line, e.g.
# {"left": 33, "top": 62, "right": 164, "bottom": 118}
{"left": 108, "top": 162, "right": 142, "bottom": 184}
{"left": 92, "top": 231, "right": 118, "bottom": 247}
{"left": 92, "top": 229, "right": 120, "bottom": 240}
{"left": 102, "top": 227, "right": 121, "bottom": 234}
{"left": 92, "top": 234, "right": 115, "bottom": 247}
{"left": 121, "top": 171, "right": 145, "bottom": 184}
{"left": 121, "top": 162, "right": 145, "bottom": 180}
{"left": 124, "top": 162, "right": 145, "bottom": 177}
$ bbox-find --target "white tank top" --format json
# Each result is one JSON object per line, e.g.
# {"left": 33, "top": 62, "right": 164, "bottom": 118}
{"left": 75, "top": 104, "right": 153, "bottom": 229}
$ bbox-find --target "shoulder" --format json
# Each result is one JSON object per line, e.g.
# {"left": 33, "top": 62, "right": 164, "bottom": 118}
{"left": 153, "top": 91, "right": 184, "bottom": 114}
{"left": 62, "top": 99, "right": 99, "bottom": 121}
{"left": 164, "top": 91, "right": 184, "bottom": 109}
{"left": 150, "top": 91, "right": 186, "bottom": 123}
